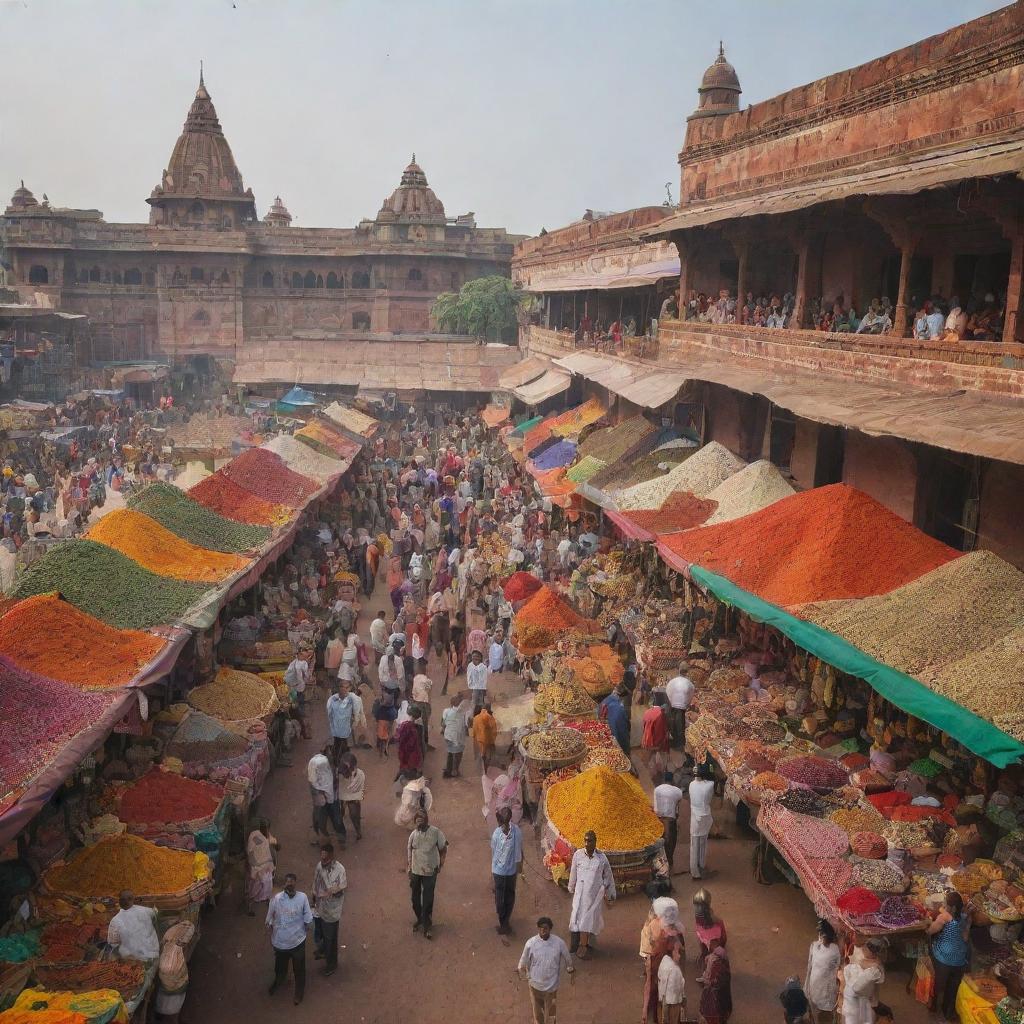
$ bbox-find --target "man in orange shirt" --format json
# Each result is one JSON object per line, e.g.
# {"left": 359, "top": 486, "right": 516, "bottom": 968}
{"left": 471, "top": 703, "right": 498, "bottom": 771}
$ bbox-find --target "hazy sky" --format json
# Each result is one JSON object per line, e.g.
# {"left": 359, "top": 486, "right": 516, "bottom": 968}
{"left": 0, "top": 0, "right": 1006, "bottom": 236}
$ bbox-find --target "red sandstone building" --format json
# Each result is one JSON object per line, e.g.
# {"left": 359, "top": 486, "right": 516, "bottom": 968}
{"left": 1, "top": 74, "right": 522, "bottom": 392}
{"left": 514, "top": 3, "right": 1024, "bottom": 567}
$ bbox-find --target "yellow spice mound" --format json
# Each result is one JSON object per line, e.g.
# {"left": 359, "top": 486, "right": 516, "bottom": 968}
{"left": 87, "top": 509, "right": 247, "bottom": 583}
{"left": 44, "top": 833, "right": 206, "bottom": 898}
{"left": 547, "top": 766, "right": 663, "bottom": 851}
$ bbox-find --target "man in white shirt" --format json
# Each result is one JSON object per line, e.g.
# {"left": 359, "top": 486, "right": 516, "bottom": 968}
{"left": 266, "top": 873, "right": 313, "bottom": 1005}
{"left": 518, "top": 916, "right": 574, "bottom": 1024}
{"left": 410, "top": 660, "right": 434, "bottom": 750}
{"left": 466, "top": 649, "right": 489, "bottom": 710}
{"left": 487, "top": 629, "right": 506, "bottom": 673}
{"left": 664, "top": 661, "right": 695, "bottom": 757}
{"left": 284, "top": 654, "right": 310, "bottom": 718}
{"left": 107, "top": 890, "right": 159, "bottom": 960}
{"left": 652, "top": 771, "right": 685, "bottom": 874}
{"left": 311, "top": 842, "right": 347, "bottom": 977}
{"left": 369, "top": 612, "right": 389, "bottom": 656}
{"left": 688, "top": 764, "right": 716, "bottom": 881}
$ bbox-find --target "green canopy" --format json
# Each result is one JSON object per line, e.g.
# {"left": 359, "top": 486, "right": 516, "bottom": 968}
{"left": 690, "top": 565, "right": 1024, "bottom": 768}
{"left": 510, "top": 415, "right": 543, "bottom": 437}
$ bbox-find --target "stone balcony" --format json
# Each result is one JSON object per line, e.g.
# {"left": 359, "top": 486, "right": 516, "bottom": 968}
{"left": 524, "top": 321, "right": 1024, "bottom": 400}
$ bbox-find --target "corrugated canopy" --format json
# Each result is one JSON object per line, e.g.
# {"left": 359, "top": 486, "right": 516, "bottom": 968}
{"left": 553, "top": 352, "right": 687, "bottom": 409}
{"left": 499, "top": 355, "right": 550, "bottom": 389}
{"left": 524, "top": 256, "right": 680, "bottom": 292}
{"left": 646, "top": 133, "right": 1024, "bottom": 237}
{"left": 514, "top": 369, "right": 572, "bottom": 405}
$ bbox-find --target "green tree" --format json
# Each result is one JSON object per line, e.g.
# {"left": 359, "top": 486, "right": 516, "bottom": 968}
{"left": 431, "top": 276, "right": 524, "bottom": 341}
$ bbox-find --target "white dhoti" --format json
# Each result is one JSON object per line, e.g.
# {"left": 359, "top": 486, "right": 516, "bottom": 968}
{"left": 567, "top": 849, "right": 616, "bottom": 936}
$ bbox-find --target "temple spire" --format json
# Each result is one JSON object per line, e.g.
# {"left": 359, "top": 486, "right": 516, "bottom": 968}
{"left": 200, "top": 60, "right": 204, "bottom": 89}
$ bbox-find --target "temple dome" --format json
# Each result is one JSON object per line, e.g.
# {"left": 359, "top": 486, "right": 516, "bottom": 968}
{"left": 377, "top": 155, "right": 446, "bottom": 224}
{"left": 7, "top": 181, "right": 39, "bottom": 212}
{"left": 147, "top": 71, "right": 256, "bottom": 224}
{"left": 690, "top": 43, "right": 742, "bottom": 120}
{"left": 264, "top": 196, "right": 292, "bottom": 226}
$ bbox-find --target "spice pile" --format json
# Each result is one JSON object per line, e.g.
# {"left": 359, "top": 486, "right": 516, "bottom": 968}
{"left": 323, "top": 401, "right": 379, "bottom": 437}
{"left": 522, "top": 728, "right": 586, "bottom": 762}
{"left": 587, "top": 444, "right": 691, "bottom": 494}
{"left": 221, "top": 448, "right": 318, "bottom": 508}
{"left": 117, "top": 769, "right": 223, "bottom": 825}
{"left": 128, "top": 482, "right": 271, "bottom": 553}
{"left": 165, "top": 711, "right": 251, "bottom": 764}
{"left": 615, "top": 492, "right": 718, "bottom": 534}
{"left": 39, "top": 922, "right": 101, "bottom": 962}
{"left": 533, "top": 680, "right": 595, "bottom": 717}
{"left": 549, "top": 398, "right": 605, "bottom": 438}
{"left": 0, "top": 595, "right": 163, "bottom": 689}
{"left": 565, "top": 456, "right": 607, "bottom": 484}
{"left": 660, "top": 485, "right": 958, "bottom": 606}
{"left": 14, "top": 540, "right": 210, "bottom": 629}
{"left": 0, "top": 656, "right": 120, "bottom": 803}
{"left": 43, "top": 833, "right": 205, "bottom": 898}
{"left": 704, "top": 460, "right": 795, "bottom": 525}
{"left": 34, "top": 960, "right": 146, "bottom": 1001}
{"left": 503, "top": 571, "right": 544, "bottom": 603}
{"left": 546, "top": 766, "right": 663, "bottom": 850}
{"left": 189, "top": 473, "right": 292, "bottom": 526}
{"left": 261, "top": 434, "right": 344, "bottom": 483}
{"left": 578, "top": 415, "right": 655, "bottom": 465}
{"left": 87, "top": 509, "right": 248, "bottom": 584}
{"left": 615, "top": 442, "right": 745, "bottom": 510}
{"left": 777, "top": 755, "right": 849, "bottom": 790}
{"left": 186, "top": 668, "right": 278, "bottom": 722}
{"left": 295, "top": 419, "right": 361, "bottom": 461}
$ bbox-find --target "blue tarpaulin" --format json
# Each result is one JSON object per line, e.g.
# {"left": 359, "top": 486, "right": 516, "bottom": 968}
{"left": 280, "top": 386, "right": 318, "bottom": 407}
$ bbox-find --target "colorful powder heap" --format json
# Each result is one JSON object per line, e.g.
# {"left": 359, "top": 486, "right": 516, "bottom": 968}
{"left": 128, "top": 482, "right": 271, "bottom": 553}
{"left": 295, "top": 419, "right": 361, "bottom": 461}
{"left": 43, "top": 833, "right": 205, "bottom": 898}
{"left": 546, "top": 766, "right": 663, "bottom": 850}
{"left": 618, "top": 492, "right": 717, "bottom": 534}
{"left": 189, "top": 472, "right": 293, "bottom": 526}
{"left": 660, "top": 484, "right": 958, "bottom": 607}
{"left": 117, "top": 768, "right": 222, "bottom": 824}
{"left": 87, "top": 509, "right": 248, "bottom": 584}
{"left": 186, "top": 668, "right": 278, "bottom": 722}
{"left": 0, "top": 595, "right": 163, "bottom": 689}
{"left": 221, "top": 448, "right": 319, "bottom": 508}
{"left": 13, "top": 541, "right": 209, "bottom": 630}
{"left": 503, "top": 571, "right": 544, "bottom": 603}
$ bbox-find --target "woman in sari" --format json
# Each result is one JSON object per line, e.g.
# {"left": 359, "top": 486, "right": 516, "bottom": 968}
{"left": 244, "top": 821, "right": 278, "bottom": 915}
{"left": 693, "top": 889, "right": 727, "bottom": 973}
{"left": 396, "top": 706, "right": 424, "bottom": 778}
{"left": 698, "top": 945, "right": 732, "bottom": 1024}
{"left": 640, "top": 896, "right": 683, "bottom": 1023}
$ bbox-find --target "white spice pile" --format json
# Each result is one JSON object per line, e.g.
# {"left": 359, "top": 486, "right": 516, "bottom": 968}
{"left": 705, "top": 460, "right": 795, "bottom": 524}
{"left": 262, "top": 434, "right": 344, "bottom": 483}
{"left": 614, "top": 441, "right": 745, "bottom": 510}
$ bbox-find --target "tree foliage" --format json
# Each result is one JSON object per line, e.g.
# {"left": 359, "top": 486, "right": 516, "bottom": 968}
{"left": 431, "top": 276, "right": 524, "bottom": 341}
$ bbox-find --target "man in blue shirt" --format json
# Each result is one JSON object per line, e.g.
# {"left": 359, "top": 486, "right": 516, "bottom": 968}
{"left": 266, "top": 873, "right": 313, "bottom": 1005}
{"left": 326, "top": 679, "right": 358, "bottom": 764}
{"left": 490, "top": 806, "right": 523, "bottom": 935}
{"left": 601, "top": 688, "right": 631, "bottom": 759}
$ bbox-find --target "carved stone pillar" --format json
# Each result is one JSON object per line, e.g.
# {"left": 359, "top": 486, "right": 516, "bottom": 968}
{"left": 893, "top": 245, "right": 914, "bottom": 339}
{"left": 1003, "top": 227, "right": 1023, "bottom": 344}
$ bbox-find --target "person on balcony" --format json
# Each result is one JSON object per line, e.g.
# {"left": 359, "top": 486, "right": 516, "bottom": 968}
{"left": 964, "top": 294, "right": 1002, "bottom": 340}
{"left": 856, "top": 300, "right": 892, "bottom": 335}
{"left": 913, "top": 303, "right": 931, "bottom": 339}
{"left": 925, "top": 299, "right": 946, "bottom": 339}
{"left": 943, "top": 299, "right": 968, "bottom": 341}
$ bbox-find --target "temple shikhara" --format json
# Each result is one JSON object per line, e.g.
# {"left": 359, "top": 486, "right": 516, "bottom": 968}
{"left": 2, "top": 72, "right": 522, "bottom": 389}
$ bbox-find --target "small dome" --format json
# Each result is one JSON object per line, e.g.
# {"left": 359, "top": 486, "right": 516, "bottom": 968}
{"left": 700, "top": 43, "right": 741, "bottom": 93}
{"left": 8, "top": 180, "right": 39, "bottom": 211}
{"left": 689, "top": 42, "right": 742, "bottom": 121}
{"left": 264, "top": 195, "right": 292, "bottom": 226}
{"left": 377, "top": 155, "right": 446, "bottom": 224}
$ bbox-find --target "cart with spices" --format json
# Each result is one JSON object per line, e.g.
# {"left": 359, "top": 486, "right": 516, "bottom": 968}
{"left": 517, "top": 727, "right": 587, "bottom": 817}
{"left": 541, "top": 765, "right": 666, "bottom": 894}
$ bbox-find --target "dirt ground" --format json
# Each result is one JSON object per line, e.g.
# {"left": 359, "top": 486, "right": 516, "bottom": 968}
{"left": 188, "top": 583, "right": 929, "bottom": 1024}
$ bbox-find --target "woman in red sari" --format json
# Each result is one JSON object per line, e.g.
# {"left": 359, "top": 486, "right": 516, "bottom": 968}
{"left": 698, "top": 945, "right": 732, "bottom": 1024}
{"left": 396, "top": 705, "right": 424, "bottom": 777}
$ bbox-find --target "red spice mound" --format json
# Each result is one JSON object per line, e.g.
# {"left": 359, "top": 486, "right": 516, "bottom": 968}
{"left": 118, "top": 768, "right": 222, "bottom": 824}
{"left": 503, "top": 571, "right": 544, "bottom": 603}
{"left": 189, "top": 472, "right": 291, "bottom": 525}
{"left": 0, "top": 594, "right": 163, "bottom": 690}
{"left": 865, "top": 790, "right": 912, "bottom": 813}
{"left": 659, "top": 484, "right": 958, "bottom": 607}
{"left": 515, "top": 586, "right": 597, "bottom": 633}
{"left": 221, "top": 448, "right": 319, "bottom": 508}
{"left": 618, "top": 492, "right": 717, "bottom": 534}
{"left": 836, "top": 886, "right": 881, "bottom": 914}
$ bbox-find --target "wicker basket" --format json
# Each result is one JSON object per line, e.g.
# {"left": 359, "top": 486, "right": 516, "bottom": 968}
{"left": 517, "top": 737, "right": 586, "bottom": 772}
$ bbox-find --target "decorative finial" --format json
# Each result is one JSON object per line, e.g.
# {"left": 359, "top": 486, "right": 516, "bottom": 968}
{"left": 20, "top": 180, "right": 24, "bottom": 189}
{"left": 718, "top": 40, "right": 724, "bottom": 58}
{"left": 199, "top": 60, "right": 205, "bottom": 88}
{"left": 412, "top": 152, "right": 416, "bottom": 164}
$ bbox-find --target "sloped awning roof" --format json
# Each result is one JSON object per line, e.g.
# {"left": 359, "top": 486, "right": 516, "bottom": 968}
{"left": 524, "top": 256, "right": 680, "bottom": 292}
{"left": 499, "top": 355, "right": 550, "bottom": 390}
{"left": 646, "top": 133, "right": 1024, "bottom": 236}
{"left": 553, "top": 352, "right": 687, "bottom": 409}
{"left": 514, "top": 369, "right": 572, "bottom": 405}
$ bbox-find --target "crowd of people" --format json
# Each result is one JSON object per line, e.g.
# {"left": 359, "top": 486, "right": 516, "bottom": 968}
{"left": 231, "top": 401, "right": 944, "bottom": 1023}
